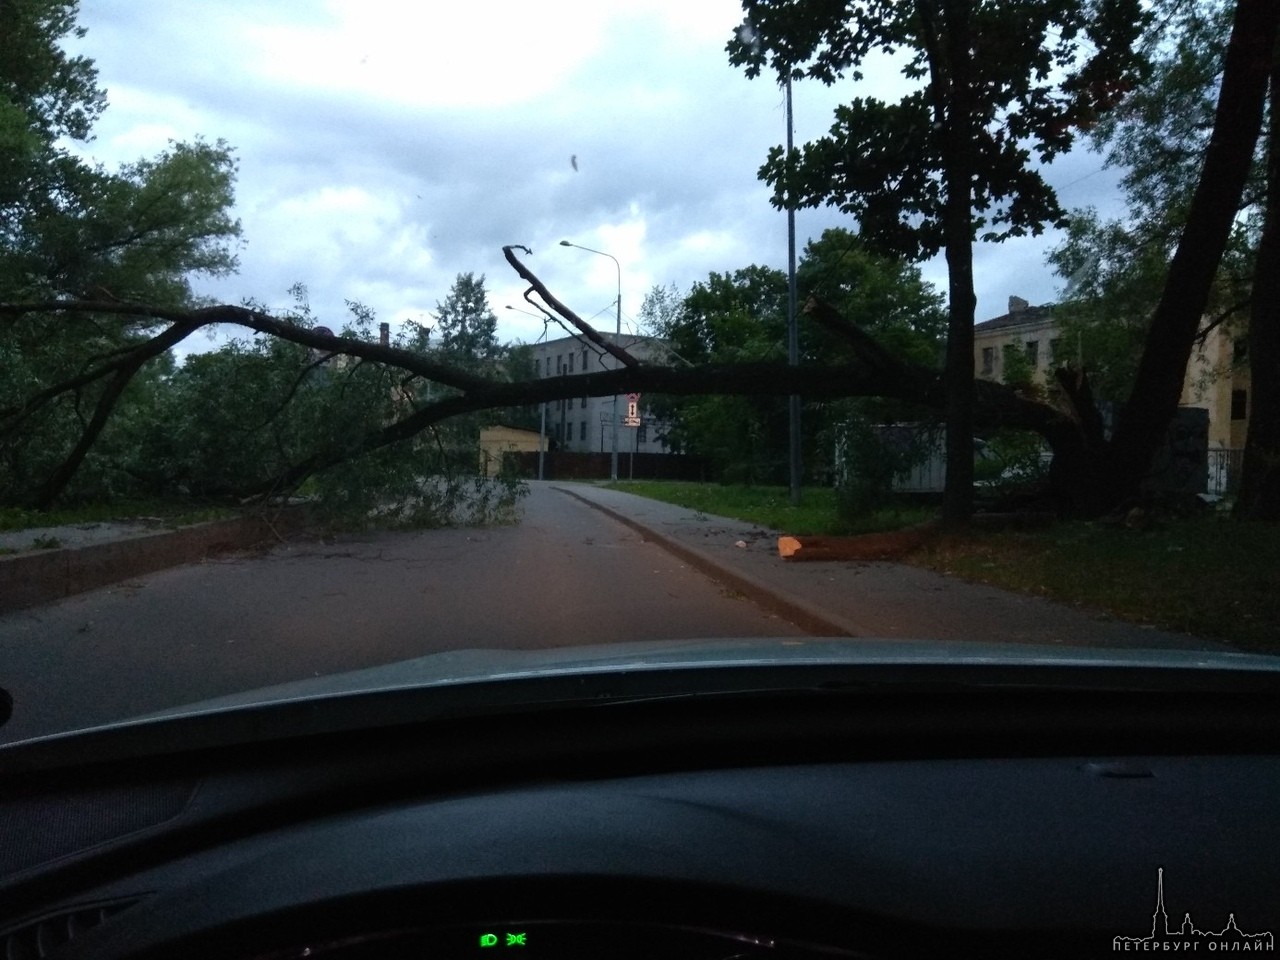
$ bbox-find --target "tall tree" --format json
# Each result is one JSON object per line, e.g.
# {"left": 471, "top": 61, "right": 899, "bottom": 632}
{"left": 1045, "top": 0, "right": 1279, "bottom": 519}
{"left": 1235, "top": 46, "right": 1280, "bottom": 521}
{"left": 645, "top": 230, "right": 945, "bottom": 484}
{"left": 728, "top": 0, "right": 1145, "bottom": 523}
{"left": 1, "top": 0, "right": 241, "bottom": 506}
{"left": 432, "top": 273, "right": 500, "bottom": 370}
{"left": 1105, "top": 0, "right": 1277, "bottom": 502}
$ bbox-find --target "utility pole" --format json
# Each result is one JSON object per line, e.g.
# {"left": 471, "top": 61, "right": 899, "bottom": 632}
{"left": 785, "top": 72, "right": 801, "bottom": 506}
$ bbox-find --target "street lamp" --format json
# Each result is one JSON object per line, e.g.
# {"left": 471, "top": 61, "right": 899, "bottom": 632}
{"left": 505, "top": 304, "right": 550, "bottom": 481}
{"left": 559, "top": 239, "right": 621, "bottom": 481}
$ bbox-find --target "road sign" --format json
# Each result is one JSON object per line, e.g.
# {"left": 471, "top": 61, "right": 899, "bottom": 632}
{"left": 626, "top": 392, "right": 640, "bottom": 402}
{"left": 623, "top": 415, "right": 641, "bottom": 427}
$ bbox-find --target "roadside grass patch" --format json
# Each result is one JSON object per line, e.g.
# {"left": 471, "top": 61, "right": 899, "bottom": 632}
{"left": 0, "top": 498, "right": 235, "bottom": 532}
{"left": 604, "top": 481, "right": 934, "bottom": 536}
{"left": 903, "top": 516, "right": 1279, "bottom": 650}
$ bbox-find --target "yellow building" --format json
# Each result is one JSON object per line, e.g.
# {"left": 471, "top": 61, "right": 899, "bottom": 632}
{"left": 974, "top": 296, "right": 1251, "bottom": 451}
{"left": 478, "top": 426, "right": 544, "bottom": 477}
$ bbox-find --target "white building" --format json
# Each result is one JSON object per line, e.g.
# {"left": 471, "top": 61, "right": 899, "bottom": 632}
{"left": 527, "top": 333, "right": 672, "bottom": 454}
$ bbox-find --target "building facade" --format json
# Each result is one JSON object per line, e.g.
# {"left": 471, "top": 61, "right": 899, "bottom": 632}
{"left": 973, "top": 296, "right": 1251, "bottom": 452}
{"left": 526, "top": 333, "right": 672, "bottom": 455}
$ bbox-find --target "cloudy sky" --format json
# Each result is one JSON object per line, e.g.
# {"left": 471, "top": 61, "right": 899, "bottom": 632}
{"left": 69, "top": 0, "right": 1126, "bottom": 351}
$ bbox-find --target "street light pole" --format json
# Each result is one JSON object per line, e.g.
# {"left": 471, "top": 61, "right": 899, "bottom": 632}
{"left": 560, "top": 239, "right": 621, "bottom": 481}
{"left": 785, "top": 71, "right": 802, "bottom": 507}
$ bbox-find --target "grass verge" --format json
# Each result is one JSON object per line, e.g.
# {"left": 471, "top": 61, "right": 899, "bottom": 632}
{"left": 603, "top": 480, "right": 934, "bottom": 536}
{"left": 0, "top": 498, "right": 237, "bottom": 533}
{"left": 603, "top": 482, "right": 1275, "bottom": 649}
{"left": 902, "top": 515, "right": 1279, "bottom": 651}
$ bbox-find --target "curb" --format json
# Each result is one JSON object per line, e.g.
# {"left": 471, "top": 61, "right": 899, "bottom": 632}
{"left": 553, "top": 486, "right": 860, "bottom": 638}
{"left": 0, "top": 510, "right": 307, "bottom": 615}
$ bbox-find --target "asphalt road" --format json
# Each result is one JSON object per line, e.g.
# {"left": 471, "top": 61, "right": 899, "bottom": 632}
{"left": 0, "top": 483, "right": 803, "bottom": 743}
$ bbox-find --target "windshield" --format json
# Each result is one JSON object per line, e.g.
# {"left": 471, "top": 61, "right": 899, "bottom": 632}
{"left": 0, "top": 0, "right": 1276, "bottom": 744}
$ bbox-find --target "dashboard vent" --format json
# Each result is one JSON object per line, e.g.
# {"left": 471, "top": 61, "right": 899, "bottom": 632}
{"left": 2, "top": 899, "right": 138, "bottom": 959}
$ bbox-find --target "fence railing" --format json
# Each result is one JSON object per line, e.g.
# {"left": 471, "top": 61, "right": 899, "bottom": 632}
{"left": 1207, "top": 448, "right": 1244, "bottom": 495}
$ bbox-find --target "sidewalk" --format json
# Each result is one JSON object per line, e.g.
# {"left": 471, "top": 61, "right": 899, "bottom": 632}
{"left": 0, "top": 511, "right": 304, "bottom": 613}
{"left": 554, "top": 483, "right": 1226, "bottom": 651}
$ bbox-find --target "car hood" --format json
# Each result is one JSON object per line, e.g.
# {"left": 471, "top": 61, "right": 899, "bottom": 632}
{"left": 1, "top": 637, "right": 1278, "bottom": 770}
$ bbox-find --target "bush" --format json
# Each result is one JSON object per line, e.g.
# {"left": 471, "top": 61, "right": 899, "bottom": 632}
{"left": 833, "top": 418, "right": 930, "bottom": 521}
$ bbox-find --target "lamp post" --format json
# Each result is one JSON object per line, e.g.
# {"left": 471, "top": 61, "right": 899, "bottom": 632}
{"left": 560, "top": 240, "right": 621, "bottom": 481}
{"left": 784, "top": 72, "right": 801, "bottom": 507}
{"left": 505, "top": 304, "right": 550, "bottom": 481}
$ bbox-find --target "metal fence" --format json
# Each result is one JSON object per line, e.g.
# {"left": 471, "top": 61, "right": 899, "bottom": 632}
{"left": 1207, "top": 448, "right": 1244, "bottom": 495}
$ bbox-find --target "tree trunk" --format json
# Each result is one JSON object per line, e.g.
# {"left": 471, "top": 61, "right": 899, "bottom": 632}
{"left": 1235, "top": 38, "right": 1280, "bottom": 521}
{"left": 1107, "top": 0, "right": 1278, "bottom": 503}
{"left": 938, "top": 0, "right": 977, "bottom": 527}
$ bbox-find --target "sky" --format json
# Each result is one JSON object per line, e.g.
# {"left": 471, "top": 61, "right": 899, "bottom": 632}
{"left": 67, "top": 0, "right": 1127, "bottom": 353}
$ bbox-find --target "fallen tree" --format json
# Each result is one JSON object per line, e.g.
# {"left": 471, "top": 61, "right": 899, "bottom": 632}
{"left": 2, "top": 244, "right": 1074, "bottom": 512}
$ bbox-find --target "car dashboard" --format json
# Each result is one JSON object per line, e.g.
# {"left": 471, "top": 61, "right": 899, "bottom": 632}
{"left": 1, "top": 654, "right": 1278, "bottom": 960}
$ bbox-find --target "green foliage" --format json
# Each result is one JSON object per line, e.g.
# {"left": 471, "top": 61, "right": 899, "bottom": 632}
{"left": 642, "top": 265, "right": 790, "bottom": 483}
{"left": 429, "top": 272, "right": 500, "bottom": 369}
{"left": 728, "top": 0, "right": 1148, "bottom": 260}
{"left": 605, "top": 480, "right": 935, "bottom": 537}
{"left": 1045, "top": 1, "right": 1255, "bottom": 404}
{"left": 645, "top": 229, "right": 945, "bottom": 484}
{"left": 973, "top": 429, "right": 1050, "bottom": 493}
{"left": 0, "top": 0, "right": 243, "bottom": 506}
{"left": 796, "top": 229, "right": 946, "bottom": 369}
{"left": 0, "top": 0, "right": 104, "bottom": 142}
{"left": 908, "top": 516, "right": 1280, "bottom": 649}
{"left": 305, "top": 445, "right": 528, "bottom": 532}
{"left": 0, "top": 0, "right": 240, "bottom": 304}
{"left": 830, "top": 414, "right": 933, "bottom": 521}
{"left": 999, "top": 341, "right": 1036, "bottom": 392}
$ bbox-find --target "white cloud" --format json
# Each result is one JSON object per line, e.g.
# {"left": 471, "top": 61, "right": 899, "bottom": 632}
{"left": 68, "top": 0, "right": 1129, "bottom": 350}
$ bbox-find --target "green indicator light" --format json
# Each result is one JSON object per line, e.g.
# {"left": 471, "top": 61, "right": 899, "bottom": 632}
{"left": 479, "top": 934, "right": 499, "bottom": 948}
{"left": 505, "top": 933, "right": 527, "bottom": 947}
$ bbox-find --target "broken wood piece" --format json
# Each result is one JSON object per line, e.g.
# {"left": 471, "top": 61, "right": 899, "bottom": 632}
{"left": 777, "top": 524, "right": 937, "bottom": 562}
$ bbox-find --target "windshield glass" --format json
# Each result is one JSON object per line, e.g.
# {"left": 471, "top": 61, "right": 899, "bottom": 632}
{"left": 1, "top": 0, "right": 1276, "bottom": 744}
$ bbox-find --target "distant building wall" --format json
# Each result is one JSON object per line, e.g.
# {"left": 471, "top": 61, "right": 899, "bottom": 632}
{"left": 479, "top": 426, "right": 544, "bottom": 477}
{"left": 527, "top": 333, "right": 673, "bottom": 455}
{"left": 974, "top": 295, "right": 1250, "bottom": 456}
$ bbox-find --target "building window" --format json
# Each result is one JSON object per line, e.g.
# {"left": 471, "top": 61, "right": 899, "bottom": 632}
{"left": 568, "top": 352, "right": 574, "bottom": 373}
{"left": 1234, "top": 337, "right": 1249, "bottom": 363}
{"left": 1002, "top": 343, "right": 1018, "bottom": 373}
{"left": 580, "top": 421, "right": 587, "bottom": 441}
{"left": 556, "top": 354, "right": 562, "bottom": 374}
{"left": 1049, "top": 338, "right": 1061, "bottom": 365}
{"left": 582, "top": 348, "right": 588, "bottom": 369}
{"left": 1232, "top": 389, "right": 1249, "bottom": 421}
{"left": 581, "top": 396, "right": 588, "bottom": 409}
{"left": 535, "top": 358, "right": 541, "bottom": 376}
{"left": 981, "top": 347, "right": 994, "bottom": 376}
{"left": 1025, "top": 340, "right": 1039, "bottom": 368}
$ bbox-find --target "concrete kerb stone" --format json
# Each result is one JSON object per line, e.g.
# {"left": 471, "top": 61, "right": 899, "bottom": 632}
{"left": 0, "top": 509, "right": 307, "bottom": 614}
{"left": 553, "top": 486, "right": 860, "bottom": 638}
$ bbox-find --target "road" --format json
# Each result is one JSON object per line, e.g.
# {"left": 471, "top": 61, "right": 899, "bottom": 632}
{"left": 0, "top": 484, "right": 803, "bottom": 743}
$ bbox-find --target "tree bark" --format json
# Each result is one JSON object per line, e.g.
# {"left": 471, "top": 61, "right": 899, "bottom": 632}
{"left": 1235, "top": 37, "right": 1280, "bottom": 521}
{"left": 1107, "top": 0, "right": 1278, "bottom": 500}
{"left": 937, "top": 0, "right": 978, "bottom": 527}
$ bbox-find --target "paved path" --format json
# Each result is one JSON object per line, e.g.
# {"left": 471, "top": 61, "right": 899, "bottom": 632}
{"left": 0, "top": 482, "right": 1224, "bottom": 743}
{"left": 0, "top": 484, "right": 801, "bottom": 743}
{"left": 554, "top": 482, "right": 1224, "bottom": 651}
